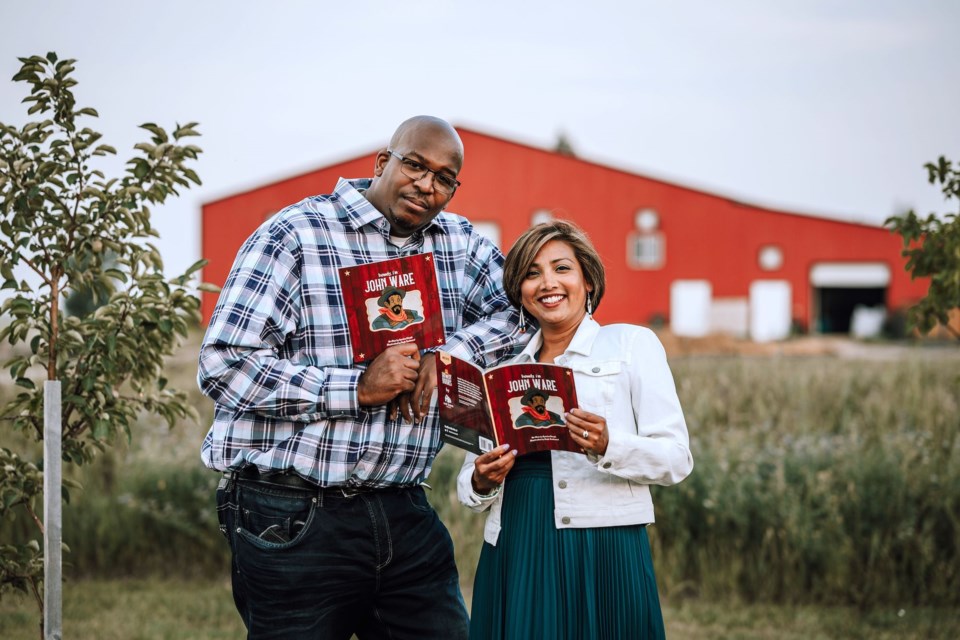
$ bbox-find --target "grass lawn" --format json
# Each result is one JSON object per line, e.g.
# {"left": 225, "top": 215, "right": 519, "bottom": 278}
{"left": 2, "top": 578, "right": 958, "bottom": 639}
{"left": 0, "top": 579, "right": 244, "bottom": 640}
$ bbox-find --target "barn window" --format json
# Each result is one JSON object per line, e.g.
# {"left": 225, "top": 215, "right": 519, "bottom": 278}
{"left": 627, "top": 208, "right": 664, "bottom": 269}
{"left": 758, "top": 245, "right": 783, "bottom": 271}
{"left": 635, "top": 208, "right": 659, "bottom": 232}
{"left": 531, "top": 209, "right": 554, "bottom": 226}
{"left": 472, "top": 221, "right": 502, "bottom": 250}
{"left": 627, "top": 232, "right": 665, "bottom": 269}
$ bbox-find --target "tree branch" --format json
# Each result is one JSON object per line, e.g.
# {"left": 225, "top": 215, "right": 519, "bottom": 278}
{"left": 23, "top": 502, "right": 45, "bottom": 535}
{"left": 29, "top": 575, "right": 43, "bottom": 633}
{"left": 0, "top": 415, "right": 43, "bottom": 439}
{"left": 0, "top": 238, "right": 54, "bottom": 288}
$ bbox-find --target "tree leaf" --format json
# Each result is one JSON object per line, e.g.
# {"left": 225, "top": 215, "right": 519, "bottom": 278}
{"left": 182, "top": 259, "right": 207, "bottom": 277}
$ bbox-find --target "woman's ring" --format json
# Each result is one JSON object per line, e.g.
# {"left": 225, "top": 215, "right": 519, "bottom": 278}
{"left": 582, "top": 430, "right": 589, "bottom": 439}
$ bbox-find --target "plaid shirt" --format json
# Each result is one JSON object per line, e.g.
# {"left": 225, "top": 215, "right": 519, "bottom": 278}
{"left": 199, "top": 178, "right": 525, "bottom": 488}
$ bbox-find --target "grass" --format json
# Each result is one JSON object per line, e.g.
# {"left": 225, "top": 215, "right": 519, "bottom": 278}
{"left": 2, "top": 331, "right": 960, "bottom": 635}
{"left": 653, "top": 354, "right": 960, "bottom": 607}
{"left": 1, "top": 577, "right": 958, "bottom": 639}
{"left": 664, "top": 600, "right": 960, "bottom": 639}
{"left": 0, "top": 578, "right": 244, "bottom": 640}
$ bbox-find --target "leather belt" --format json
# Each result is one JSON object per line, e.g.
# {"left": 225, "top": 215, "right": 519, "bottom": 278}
{"left": 224, "top": 465, "right": 400, "bottom": 498}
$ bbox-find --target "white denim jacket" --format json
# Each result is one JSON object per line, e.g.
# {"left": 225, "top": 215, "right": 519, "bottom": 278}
{"left": 457, "top": 316, "right": 693, "bottom": 545}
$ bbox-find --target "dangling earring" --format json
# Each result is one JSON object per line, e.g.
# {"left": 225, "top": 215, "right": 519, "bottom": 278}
{"left": 586, "top": 296, "right": 593, "bottom": 316}
{"left": 518, "top": 308, "right": 526, "bottom": 333}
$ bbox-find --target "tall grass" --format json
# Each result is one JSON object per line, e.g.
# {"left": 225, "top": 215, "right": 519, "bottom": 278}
{"left": 651, "top": 355, "right": 960, "bottom": 606}
{"left": 2, "top": 344, "right": 958, "bottom": 609}
{"left": 0, "top": 455, "right": 229, "bottom": 579}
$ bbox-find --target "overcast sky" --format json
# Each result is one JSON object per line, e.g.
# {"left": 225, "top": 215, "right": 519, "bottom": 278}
{"left": 2, "top": 1, "right": 959, "bottom": 278}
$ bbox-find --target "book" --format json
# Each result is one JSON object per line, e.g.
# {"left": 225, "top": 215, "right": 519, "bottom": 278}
{"left": 435, "top": 351, "right": 582, "bottom": 456}
{"left": 338, "top": 253, "right": 445, "bottom": 362}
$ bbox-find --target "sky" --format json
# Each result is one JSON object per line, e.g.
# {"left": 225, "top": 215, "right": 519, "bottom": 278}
{"left": 2, "top": 1, "right": 959, "bottom": 279}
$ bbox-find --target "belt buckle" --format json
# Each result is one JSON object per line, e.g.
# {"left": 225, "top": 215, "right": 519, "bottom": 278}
{"left": 339, "top": 485, "right": 364, "bottom": 498}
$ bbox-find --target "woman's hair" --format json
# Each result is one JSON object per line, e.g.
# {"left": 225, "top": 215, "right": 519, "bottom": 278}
{"left": 502, "top": 219, "right": 606, "bottom": 314}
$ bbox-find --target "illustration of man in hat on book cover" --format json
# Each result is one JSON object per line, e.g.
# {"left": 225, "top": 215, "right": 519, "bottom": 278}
{"left": 513, "top": 386, "right": 565, "bottom": 428}
{"left": 371, "top": 286, "right": 424, "bottom": 331}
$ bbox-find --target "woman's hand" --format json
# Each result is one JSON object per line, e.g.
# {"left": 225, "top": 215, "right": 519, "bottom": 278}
{"left": 566, "top": 408, "right": 609, "bottom": 456}
{"left": 471, "top": 444, "right": 516, "bottom": 494}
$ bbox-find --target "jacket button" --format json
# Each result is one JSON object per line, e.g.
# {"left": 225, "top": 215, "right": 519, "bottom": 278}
{"left": 592, "top": 367, "right": 600, "bottom": 373}
{"left": 602, "top": 462, "right": 612, "bottom": 469}
{"left": 561, "top": 516, "right": 571, "bottom": 525}
{"left": 558, "top": 480, "right": 567, "bottom": 489}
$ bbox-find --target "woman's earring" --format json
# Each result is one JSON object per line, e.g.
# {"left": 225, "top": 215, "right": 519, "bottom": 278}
{"left": 518, "top": 308, "right": 526, "bottom": 333}
{"left": 586, "top": 296, "right": 593, "bottom": 315}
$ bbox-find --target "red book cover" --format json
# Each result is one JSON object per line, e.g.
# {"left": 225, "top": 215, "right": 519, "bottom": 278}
{"left": 338, "top": 253, "right": 445, "bottom": 362}
{"left": 436, "top": 351, "right": 582, "bottom": 456}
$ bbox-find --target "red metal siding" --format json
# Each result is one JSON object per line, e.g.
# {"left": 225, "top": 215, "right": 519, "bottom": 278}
{"left": 201, "top": 156, "right": 373, "bottom": 322}
{"left": 201, "top": 127, "right": 928, "bottom": 330}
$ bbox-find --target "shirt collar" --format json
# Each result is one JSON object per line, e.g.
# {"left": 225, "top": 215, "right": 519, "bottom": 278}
{"left": 334, "top": 177, "right": 448, "bottom": 237}
{"left": 515, "top": 314, "right": 601, "bottom": 362}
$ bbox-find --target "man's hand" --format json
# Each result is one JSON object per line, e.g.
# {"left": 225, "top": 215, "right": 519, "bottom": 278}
{"left": 393, "top": 352, "right": 439, "bottom": 423}
{"left": 357, "top": 344, "right": 421, "bottom": 406}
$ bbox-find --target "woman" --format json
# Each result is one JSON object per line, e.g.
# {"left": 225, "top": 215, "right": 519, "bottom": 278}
{"left": 457, "top": 221, "right": 693, "bottom": 640}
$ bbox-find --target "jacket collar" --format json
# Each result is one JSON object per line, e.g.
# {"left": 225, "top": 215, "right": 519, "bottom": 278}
{"left": 516, "top": 314, "right": 600, "bottom": 362}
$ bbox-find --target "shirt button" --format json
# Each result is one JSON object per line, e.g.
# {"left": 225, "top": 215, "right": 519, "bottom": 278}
{"left": 558, "top": 480, "right": 567, "bottom": 489}
{"left": 602, "top": 462, "right": 612, "bottom": 469}
{"left": 592, "top": 367, "right": 601, "bottom": 373}
{"left": 561, "top": 516, "right": 571, "bottom": 525}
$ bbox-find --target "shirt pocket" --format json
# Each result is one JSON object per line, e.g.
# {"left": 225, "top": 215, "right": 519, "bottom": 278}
{"left": 571, "top": 360, "right": 622, "bottom": 413}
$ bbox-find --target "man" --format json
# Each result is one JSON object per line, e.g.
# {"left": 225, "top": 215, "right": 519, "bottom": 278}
{"left": 198, "top": 116, "right": 525, "bottom": 639}
{"left": 514, "top": 387, "right": 565, "bottom": 428}
{"left": 371, "top": 286, "right": 422, "bottom": 330}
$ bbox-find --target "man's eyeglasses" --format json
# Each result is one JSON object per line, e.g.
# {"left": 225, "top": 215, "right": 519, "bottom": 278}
{"left": 387, "top": 150, "right": 461, "bottom": 195}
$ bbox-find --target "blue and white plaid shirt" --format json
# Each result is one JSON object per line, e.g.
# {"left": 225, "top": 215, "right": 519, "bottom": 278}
{"left": 199, "top": 178, "right": 525, "bottom": 488}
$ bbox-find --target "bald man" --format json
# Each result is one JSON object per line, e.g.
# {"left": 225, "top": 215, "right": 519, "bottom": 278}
{"left": 199, "top": 116, "right": 527, "bottom": 639}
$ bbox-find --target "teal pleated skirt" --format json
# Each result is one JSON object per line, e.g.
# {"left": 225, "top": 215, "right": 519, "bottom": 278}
{"left": 469, "top": 453, "right": 665, "bottom": 640}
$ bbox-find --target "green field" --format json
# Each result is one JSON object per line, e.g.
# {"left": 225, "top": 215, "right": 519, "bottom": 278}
{"left": 1, "top": 578, "right": 957, "bottom": 639}
{"left": 2, "top": 333, "right": 959, "bottom": 637}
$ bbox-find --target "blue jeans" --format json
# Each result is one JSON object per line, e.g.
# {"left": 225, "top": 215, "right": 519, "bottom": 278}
{"left": 216, "top": 474, "right": 469, "bottom": 639}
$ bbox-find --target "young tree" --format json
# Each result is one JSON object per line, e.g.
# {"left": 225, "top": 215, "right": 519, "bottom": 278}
{"left": 886, "top": 156, "right": 960, "bottom": 340}
{"left": 0, "top": 52, "right": 210, "bottom": 622}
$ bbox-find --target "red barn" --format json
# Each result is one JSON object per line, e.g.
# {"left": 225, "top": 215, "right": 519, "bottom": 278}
{"left": 200, "top": 127, "right": 927, "bottom": 340}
